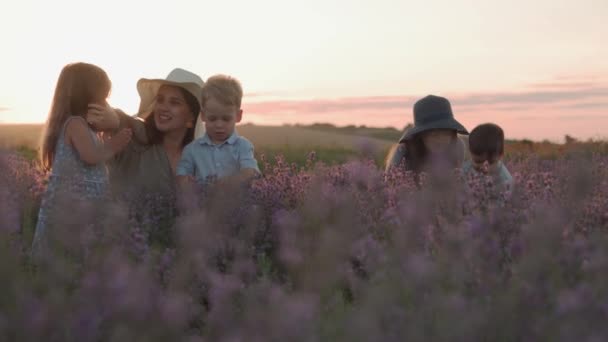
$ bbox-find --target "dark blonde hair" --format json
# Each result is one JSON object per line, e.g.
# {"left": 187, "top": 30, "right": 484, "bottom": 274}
{"left": 40, "top": 62, "right": 111, "bottom": 171}
{"left": 202, "top": 74, "right": 243, "bottom": 108}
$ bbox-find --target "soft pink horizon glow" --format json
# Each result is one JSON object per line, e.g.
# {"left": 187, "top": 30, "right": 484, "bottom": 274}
{"left": 1, "top": 0, "right": 606, "bottom": 142}
{"left": 241, "top": 77, "right": 608, "bottom": 141}
{"left": 2, "top": 76, "right": 607, "bottom": 142}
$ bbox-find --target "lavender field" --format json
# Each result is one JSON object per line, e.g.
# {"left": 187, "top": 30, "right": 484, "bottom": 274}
{"left": 1, "top": 144, "right": 608, "bottom": 341}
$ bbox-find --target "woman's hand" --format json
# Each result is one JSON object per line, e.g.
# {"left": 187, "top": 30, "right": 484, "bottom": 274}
{"left": 86, "top": 103, "right": 120, "bottom": 131}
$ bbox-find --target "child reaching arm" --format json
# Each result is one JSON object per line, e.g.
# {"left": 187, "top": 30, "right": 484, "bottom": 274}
{"left": 65, "top": 116, "right": 131, "bottom": 165}
{"left": 85, "top": 103, "right": 148, "bottom": 145}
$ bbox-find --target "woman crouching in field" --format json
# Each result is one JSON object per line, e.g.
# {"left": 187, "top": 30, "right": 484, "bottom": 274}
{"left": 385, "top": 95, "right": 469, "bottom": 181}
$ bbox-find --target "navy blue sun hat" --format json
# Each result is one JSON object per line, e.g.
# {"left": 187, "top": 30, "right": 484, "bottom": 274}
{"left": 399, "top": 95, "right": 468, "bottom": 142}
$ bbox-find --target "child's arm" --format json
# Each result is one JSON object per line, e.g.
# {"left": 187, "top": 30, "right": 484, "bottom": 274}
{"left": 85, "top": 103, "right": 120, "bottom": 131}
{"left": 86, "top": 104, "right": 148, "bottom": 144}
{"left": 176, "top": 175, "right": 195, "bottom": 189}
{"left": 499, "top": 162, "right": 514, "bottom": 188}
{"left": 65, "top": 117, "right": 132, "bottom": 165}
{"left": 237, "top": 140, "right": 261, "bottom": 179}
{"left": 175, "top": 144, "right": 196, "bottom": 180}
{"left": 215, "top": 140, "right": 260, "bottom": 187}
{"left": 176, "top": 175, "right": 196, "bottom": 214}
{"left": 239, "top": 168, "right": 260, "bottom": 179}
{"left": 175, "top": 145, "right": 199, "bottom": 212}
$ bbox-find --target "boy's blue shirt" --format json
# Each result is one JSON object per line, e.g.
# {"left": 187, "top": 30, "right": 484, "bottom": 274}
{"left": 176, "top": 130, "right": 260, "bottom": 184}
{"left": 462, "top": 159, "right": 513, "bottom": 190}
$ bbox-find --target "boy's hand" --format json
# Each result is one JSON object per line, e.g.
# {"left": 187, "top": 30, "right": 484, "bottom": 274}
{"left": 214, "top": 169, "right": 258, "bottom": 188}
{"left": 479, "top": 161, "right": 490, "bottom": 174}
{"left": 177, "top": 175, "right": 199, "bottom": 196}
{"left": 183, "top": 175, "right": 197, "bottom": 185}
{"left": 87, "top": 103, "right": 120, "bottom": 131}
{"left": 176, "top": 175, "right": 199, "bottom": 213}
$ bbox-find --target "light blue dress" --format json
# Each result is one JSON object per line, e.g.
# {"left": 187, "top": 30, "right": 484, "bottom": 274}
{"left": 31, "top": 117, "right": 109, "bottom": 256}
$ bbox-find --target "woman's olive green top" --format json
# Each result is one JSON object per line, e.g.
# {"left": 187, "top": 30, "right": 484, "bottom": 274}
{"left": 108, "top": 112, "right": 175, "bottom": 198}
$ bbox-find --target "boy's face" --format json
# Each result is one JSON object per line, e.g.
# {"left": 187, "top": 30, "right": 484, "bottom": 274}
{"left": 201, "top": 97, "right": 243, "bottom": 144}
{"left": 471, "top": 152, "right": 502, "bottom": 174}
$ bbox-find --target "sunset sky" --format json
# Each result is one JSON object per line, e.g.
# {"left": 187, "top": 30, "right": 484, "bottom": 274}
{"left": 0, "top": 0, "right": 606, "bottom": 141}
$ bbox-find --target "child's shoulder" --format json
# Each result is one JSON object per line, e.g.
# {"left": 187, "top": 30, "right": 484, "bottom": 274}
{"left": 65, "top": 115, "right": 88, "bottom": 128}
{"left": 460, "top": 159, "right": 473, "bottom": 174}
{"left": 498, "top": 161, "right": 513, "bottom": 181}
{"left": 234, "top": 135, "right": 255, "bottom": 148}
{"left": 64, "top": 115, "right": 92, "bottom": 136}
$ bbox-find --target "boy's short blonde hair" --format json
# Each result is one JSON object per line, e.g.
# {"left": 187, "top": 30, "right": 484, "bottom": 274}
{"left": 202, "top": 74, "right": 243, "bottom": 108}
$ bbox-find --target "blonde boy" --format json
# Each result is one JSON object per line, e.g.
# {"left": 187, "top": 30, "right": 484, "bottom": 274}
{"left": 176, "top": 75, "right": 259, "bottom": 186}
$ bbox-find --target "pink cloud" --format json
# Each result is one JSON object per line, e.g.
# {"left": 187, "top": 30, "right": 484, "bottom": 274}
{"left": 242, "top": 80, "right": 608, "bottom": 140}
{"left": 245, "top": 84, "right": 608, "bottom": 116}
{"left": 245, "top": 96, "right": 416, "bottom": 114}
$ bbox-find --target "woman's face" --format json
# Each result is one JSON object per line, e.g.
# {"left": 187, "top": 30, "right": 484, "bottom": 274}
{"left": 153, "top": 85, "right": 195, "bottom": 133}
{"left": 421, "top": 129, "right": 454, "bottom": 154}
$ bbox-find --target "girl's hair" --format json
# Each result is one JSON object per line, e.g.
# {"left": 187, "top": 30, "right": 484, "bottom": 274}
{"left": 40, "top": 62, "right": 111, "bottom": 171}
{"left": 386, "top": 130, "right": 461, "bottom": 174}
{"left": 144, "top": 86, "right": 200, "bottom": 147}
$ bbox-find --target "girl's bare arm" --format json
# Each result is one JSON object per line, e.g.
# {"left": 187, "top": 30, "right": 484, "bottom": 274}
{"left": 65, "top": 117, "right": 132, "bottom": 165}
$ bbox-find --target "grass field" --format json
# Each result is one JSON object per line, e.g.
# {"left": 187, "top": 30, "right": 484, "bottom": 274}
{"left": 2, "top": 123, "right": 608, "bottom": 166}
{"left": 0, "top": 123, "right": 393, "bottom": 166}
{"left": 0, "top": 123, "right": 391, "bottom": 149}
{"left": 0, "top": 124, "right": 43, "bottom": 149}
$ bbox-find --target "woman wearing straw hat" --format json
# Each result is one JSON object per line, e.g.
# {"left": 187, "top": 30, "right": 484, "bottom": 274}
{"left": 86, "top": 68, "right": 204, "bottom": 197}
{"left": 385, "top": 95, "right": 469, "bottom": 177}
